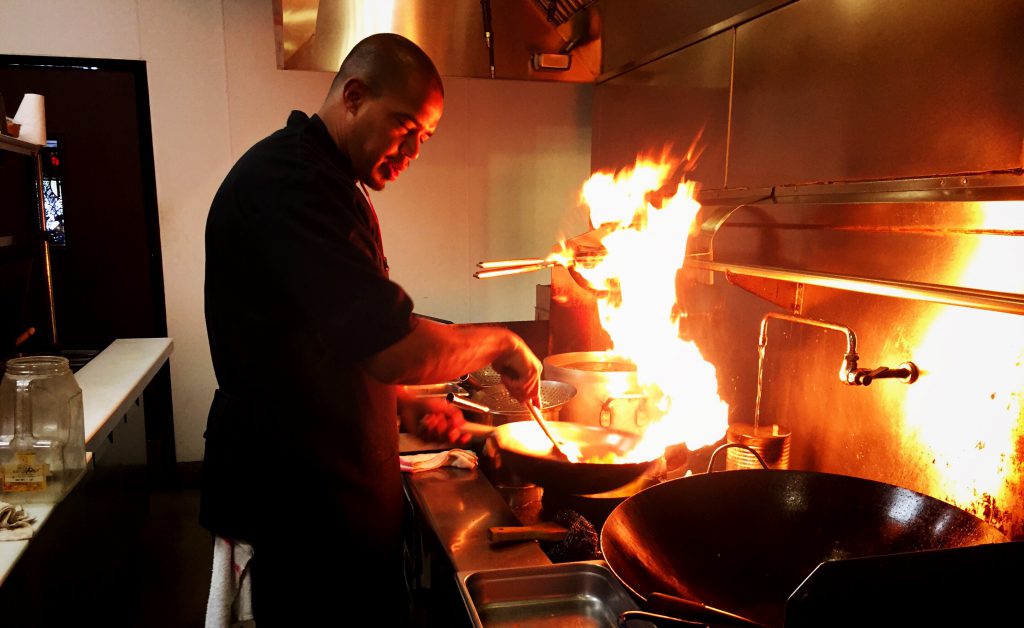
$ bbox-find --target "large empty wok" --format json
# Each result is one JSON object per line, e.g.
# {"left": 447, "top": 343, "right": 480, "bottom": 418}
{"left": 602, "top": 463, "right": 1008, "bottom": 627}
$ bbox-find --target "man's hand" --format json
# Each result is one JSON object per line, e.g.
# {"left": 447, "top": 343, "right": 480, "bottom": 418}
{"left": 398, "top": 391, "right": 471, "bottom": 444}
{"left": 491, "top": 336, "right": 543, "bottom": 405}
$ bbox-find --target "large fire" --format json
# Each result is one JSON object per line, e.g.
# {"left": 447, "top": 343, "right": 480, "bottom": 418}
{"left": 551, "top": 156, "right": 729, "bottom": 462}
{"left": 902, "top": 201, "right": 1024, "bottom": 538}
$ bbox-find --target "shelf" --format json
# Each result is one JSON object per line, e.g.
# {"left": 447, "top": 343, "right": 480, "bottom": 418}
{"left": 0, "top": 133, "right": 42, "bottom": 156}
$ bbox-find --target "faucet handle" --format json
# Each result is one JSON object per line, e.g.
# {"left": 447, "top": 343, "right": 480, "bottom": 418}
{"left": 851, "top": 362, "right": 919, "bottom": 386}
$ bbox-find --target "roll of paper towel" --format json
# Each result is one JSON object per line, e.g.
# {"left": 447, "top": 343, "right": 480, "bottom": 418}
{"left": 13, "top": 93, "right": 46, "bottom": 145}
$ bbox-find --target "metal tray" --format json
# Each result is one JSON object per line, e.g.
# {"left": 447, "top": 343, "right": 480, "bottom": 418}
{"left": 456, "top": 560, "right": 652, "bottom": 627}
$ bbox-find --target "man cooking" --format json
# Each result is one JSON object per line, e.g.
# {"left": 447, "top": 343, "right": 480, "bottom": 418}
{"left": 200, "top": 33, "right": 542, "bottom": 626}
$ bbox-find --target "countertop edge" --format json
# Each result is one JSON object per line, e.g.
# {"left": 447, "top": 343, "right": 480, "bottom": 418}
{"left": 78, "top": 337, "right": 174, "bottom": 448}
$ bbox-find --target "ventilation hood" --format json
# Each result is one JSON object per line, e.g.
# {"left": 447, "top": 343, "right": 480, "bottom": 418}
{"left": 272, "top": 0, "right": 601, "bottom": 82}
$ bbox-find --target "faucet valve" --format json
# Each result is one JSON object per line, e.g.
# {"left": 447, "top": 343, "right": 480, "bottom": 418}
{"left": 848, "top": 361, "right": 919, "bottom": 386}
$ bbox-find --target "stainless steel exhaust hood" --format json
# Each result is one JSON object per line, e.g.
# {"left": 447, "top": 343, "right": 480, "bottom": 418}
{"left": 272, "top": 0, "right": 601, "bottom": 82}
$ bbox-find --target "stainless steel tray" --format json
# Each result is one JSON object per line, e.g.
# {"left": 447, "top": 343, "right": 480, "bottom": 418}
{"left": 456, "top": 560, "right": 651, "bottom": 627}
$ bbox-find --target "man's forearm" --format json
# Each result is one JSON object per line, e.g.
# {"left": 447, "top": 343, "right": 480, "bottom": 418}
{"left": 363, "top": 319, "right": 520, "bottom": 384}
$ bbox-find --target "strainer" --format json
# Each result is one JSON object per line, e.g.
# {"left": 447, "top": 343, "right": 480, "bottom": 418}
{"left": 465, "top": 380, "right": 576, "bottom": 426}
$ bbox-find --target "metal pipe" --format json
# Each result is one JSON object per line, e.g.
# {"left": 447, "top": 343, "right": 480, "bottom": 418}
{"left": 35, "top": 152, "right": 58, "bottom": 345}
{"left": 690, "top": 259, "right": 1024, "bottom": 316}
{"left": 759, "top": 312, "right": 918, "bottom": 386}
{"left": 760, "top": 312, "right": 859, "bottom": 385}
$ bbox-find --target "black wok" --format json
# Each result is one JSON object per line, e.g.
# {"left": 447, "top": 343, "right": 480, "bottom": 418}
{"left": 603, "top": 451, "right": 1008, "bottom": 628}
{"left": 492, "top": 420, "right": 658, "bottom": 495}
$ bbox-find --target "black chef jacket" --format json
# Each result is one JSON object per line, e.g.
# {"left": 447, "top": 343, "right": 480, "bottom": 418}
{"left": 200, "top": 111, "right": 417, "bottom": 560}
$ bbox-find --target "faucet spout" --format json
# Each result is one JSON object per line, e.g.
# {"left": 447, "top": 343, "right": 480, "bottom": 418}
{"left": 758, "top": 313, "right": 917, "bottom": 387}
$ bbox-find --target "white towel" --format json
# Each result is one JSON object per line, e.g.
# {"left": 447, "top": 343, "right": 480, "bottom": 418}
{"left": 205, "top": 535, "right": 254, "bottom": 628}
{"left": 0, "top": 500, "right": 35, "bottom": 542}
{"left": 400, "top": 448, "right": 478, "bottom": 473}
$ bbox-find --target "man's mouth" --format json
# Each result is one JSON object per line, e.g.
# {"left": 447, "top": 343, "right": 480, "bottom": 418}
{"left": 382, "top": 160, "right": 405, "bottom": 181}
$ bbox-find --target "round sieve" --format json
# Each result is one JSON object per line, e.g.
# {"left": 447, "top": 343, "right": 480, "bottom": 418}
{"left": 471, "top": 380, "right": 576, "bottom": 416}
{"left": 466, "top": 364, "right": 503, "bottom": 388}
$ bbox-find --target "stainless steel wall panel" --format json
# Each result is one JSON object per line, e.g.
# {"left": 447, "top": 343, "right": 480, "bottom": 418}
{"left": 681, "top": 271, "right": 1024, "bottom": 538}
{"left": 728, "top": 0, "right": 1024, "bottom": 189}
{"left": 677, "top": 199, "right": 1024, "bottom": 537}
{"left": 591, "top": 31, "right": 732, "bottom": 190}
{"left": 599, "top": 0, "right": 768, "bottom": 75}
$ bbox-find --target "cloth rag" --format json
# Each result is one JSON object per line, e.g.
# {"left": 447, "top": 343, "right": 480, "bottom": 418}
{"left": 400, "top": 448, "right": 478, "bottom": 473}
{"left": 0, "top": 500, "right": 35, "bottom": 541}
{"left": 205, "top": 535, "right": 254, "bottom": 628}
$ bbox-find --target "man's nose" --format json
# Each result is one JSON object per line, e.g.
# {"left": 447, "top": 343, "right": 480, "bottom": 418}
{"left": 400, "top": 133, "right": 421, "bottom": 159}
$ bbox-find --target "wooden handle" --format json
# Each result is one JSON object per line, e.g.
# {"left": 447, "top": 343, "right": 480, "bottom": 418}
{"left": 488, "top": 522, "right": 568, "bottom": 542}
{"left": 458, "top": 421, "right": 494, "bottom": 437}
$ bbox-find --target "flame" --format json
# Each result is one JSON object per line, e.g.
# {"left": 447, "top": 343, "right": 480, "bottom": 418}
{"left": 902, "top": 201, "right": 1024, "bottom": 537}
{"left": 567, "top": 155, "right": 729, "bottom": 462}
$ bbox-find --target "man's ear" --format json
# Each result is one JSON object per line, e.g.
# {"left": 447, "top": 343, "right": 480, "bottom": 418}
{"left": 341, "top": 78, "right": 368, "bottom": 115}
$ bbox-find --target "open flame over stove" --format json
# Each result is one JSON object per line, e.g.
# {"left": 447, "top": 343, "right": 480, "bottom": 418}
{"left": 551, "top": 154, "right": 729, "bottom": 462}
{"left": 902, "top": 201, "right": 1024, "bottom": 538}
{"left": 542, "top": 162, "right": 1023, "bottom": 539}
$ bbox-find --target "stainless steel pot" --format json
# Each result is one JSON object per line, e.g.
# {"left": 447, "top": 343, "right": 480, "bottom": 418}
{"left": 542, "top": 351, "right": 645, "bottom": 433}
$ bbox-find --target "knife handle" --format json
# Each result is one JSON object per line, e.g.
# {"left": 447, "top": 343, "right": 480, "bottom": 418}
{"left": 488, "top": 522, "right": 567, "bottom": 542}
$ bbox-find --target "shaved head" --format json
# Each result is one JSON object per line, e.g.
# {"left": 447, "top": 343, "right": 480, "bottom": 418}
{"left": 318, "top": 33, "right": 445, "bottom": 190}
{"left": 329, "top": 33, "right": 443, "bottom": 100}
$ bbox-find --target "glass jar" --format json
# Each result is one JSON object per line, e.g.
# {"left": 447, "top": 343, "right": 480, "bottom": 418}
{"left": 0, "top": 356, "right": 86, "bottom": 503}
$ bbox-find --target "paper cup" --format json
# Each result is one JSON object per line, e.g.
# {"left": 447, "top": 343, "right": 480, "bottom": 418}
{"left": 13, "top": 93, "right": 46, "bottom": 145}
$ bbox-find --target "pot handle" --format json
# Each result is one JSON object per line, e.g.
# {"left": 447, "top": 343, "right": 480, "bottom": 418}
{"left": 447, "top": 392, "right": 491, "bottom": 414}
{"left": 706, "top": 443, "right": 769, "bottom": 474}
{"left": 600, "top": 393, "right": 647, "bottom": 428}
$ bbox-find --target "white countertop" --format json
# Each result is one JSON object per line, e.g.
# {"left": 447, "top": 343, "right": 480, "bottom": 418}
{"left": 0, "top": 337, "right": 173, "bottom": 586}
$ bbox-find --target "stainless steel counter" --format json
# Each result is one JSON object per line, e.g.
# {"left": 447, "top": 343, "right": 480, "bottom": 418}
{"left": 404, "top": 466, "right": 550, "bottom": 573}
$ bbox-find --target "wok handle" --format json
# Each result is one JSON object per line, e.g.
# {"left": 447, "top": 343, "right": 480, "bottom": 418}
{"left": 646, "top": 592, "right": 768, "bottom": 627}
{"left": 706, "top": 443, "right": 769, "bottom": 473}
{"left": 618, "top": 610, "right": 706, "bottom": 627}
{"left": 447, "top": 392, "right": 491, "bottom": 414}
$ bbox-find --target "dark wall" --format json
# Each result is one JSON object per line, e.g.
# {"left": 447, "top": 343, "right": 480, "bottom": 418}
{"left": 0, "top": 57, "right": 165, "bottom": 352}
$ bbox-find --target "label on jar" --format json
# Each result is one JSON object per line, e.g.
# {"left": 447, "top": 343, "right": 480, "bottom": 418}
{"left": 2, "top": 451, "right": 48, "bottom": 492}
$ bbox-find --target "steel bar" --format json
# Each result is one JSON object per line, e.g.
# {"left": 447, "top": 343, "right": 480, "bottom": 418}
{"left": 689, "top": 259, "right": 1024, "bottom": 316}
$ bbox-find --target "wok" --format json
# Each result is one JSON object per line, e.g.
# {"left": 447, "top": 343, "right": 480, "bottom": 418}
{"left": 602, "top": 447, "right": 1008, "bottom": 628}
{"left": 492, "top": 420, "right": 658, "bottom": 495}
{"left": 452, "top": 397, "right": 660, "bottom": 495}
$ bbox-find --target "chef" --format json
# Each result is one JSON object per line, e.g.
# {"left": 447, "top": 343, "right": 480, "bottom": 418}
{"left": 200, "top": 32, "right": 541, "bottom": 625}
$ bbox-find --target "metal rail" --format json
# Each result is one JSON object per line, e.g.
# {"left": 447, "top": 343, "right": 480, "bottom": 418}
{"left": 688, "top": 259, "right": 1024, "bottom": 316}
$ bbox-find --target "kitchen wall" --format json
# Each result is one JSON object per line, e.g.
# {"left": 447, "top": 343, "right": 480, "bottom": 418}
{"left": 0, "top": 0, "right": 592, "bottom": 462}
{"left": 587, "top": 0, "right": 1024, "bottom": 538}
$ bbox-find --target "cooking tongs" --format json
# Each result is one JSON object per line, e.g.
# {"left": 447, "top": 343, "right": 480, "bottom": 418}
{"left": 474, "top": 252, "right": 605, "bottom": 280}
{"left": 474, "top": 258, "right": 558, "bottom": 279}
{"left": 474, "top": 228, "right": 610, "bottom": 280}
